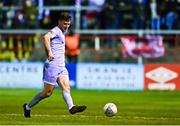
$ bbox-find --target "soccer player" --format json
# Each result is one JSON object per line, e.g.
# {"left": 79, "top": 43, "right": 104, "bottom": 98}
{"left": 23, "top": 12, "right": 86, "bottom": 118}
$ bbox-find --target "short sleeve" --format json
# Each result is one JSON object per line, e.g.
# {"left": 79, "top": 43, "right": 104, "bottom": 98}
{"left": 49, "top": 28, "right": 57, "bottom": 38}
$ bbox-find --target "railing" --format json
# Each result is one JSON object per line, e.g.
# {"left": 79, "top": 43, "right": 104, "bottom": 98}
{"left": 1, "top": 29, "right": 180, "bottom": 35}
{"left": 0, "top": 30, "right": 179, "bottom": 63}
{"left": 78, "top": 34, "right": 180, "bottom": 63}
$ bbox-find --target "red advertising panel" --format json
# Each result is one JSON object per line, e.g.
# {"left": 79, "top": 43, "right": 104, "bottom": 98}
{"left": 144, "top": 64, "right": 180, "bottom": 90}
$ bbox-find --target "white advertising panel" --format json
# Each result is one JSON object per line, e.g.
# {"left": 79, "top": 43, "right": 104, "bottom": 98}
{"left": 77, "top": 63, "right": 144, "bottom": 90}
{"left": 0, "top": 62, "right": 43, "bottom": 88}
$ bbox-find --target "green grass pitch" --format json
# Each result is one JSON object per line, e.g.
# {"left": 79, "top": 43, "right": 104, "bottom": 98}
{"left": 0, "top": 88, "right": 180, "bottom": 125}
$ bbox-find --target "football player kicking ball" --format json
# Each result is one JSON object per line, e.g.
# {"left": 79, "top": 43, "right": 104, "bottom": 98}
{"left": 23, "top": 12, "right": 86, "bottom": 118}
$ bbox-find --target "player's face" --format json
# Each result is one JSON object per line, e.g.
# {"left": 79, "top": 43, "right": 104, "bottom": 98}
{"left": 58, "top": 20, "right": 71, "bottom": 32}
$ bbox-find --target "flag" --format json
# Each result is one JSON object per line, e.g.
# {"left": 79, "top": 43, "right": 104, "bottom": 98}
{"left": 121, "top": 35, "right": 165, "bottom": 58}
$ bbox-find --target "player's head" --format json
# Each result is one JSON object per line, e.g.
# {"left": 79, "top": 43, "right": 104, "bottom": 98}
{"left": 58, "top": 12, "right": 71, "bottom": 32}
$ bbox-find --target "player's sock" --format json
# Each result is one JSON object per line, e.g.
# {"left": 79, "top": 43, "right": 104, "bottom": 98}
{"left": 23, "top": 103, "right": 31, "bottom": 118}
{"left": 62, "top": 90, "right": 74, "bottom": 109}
{"left": 25, "top": 104, "right": 31, "bottom": 110}
{"left": 28, "top": 92, "right": 44, "bottom": 108}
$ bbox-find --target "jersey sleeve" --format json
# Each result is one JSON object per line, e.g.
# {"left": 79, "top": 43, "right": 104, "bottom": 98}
{"left": 49, "top": 28, "right": 57, "bottom": 39}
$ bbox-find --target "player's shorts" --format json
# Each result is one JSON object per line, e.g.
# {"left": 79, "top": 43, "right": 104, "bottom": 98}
{"left": 43, "top": 60, "right": 69, "bottom": 86}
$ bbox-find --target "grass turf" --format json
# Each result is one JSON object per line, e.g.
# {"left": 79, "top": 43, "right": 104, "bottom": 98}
{"left": 0, "top": 88, "right": 180, "bottom": 125}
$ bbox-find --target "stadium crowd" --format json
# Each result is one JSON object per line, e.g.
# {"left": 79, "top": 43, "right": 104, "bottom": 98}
{"left": 0, "top": 0, "right": 180, "bottom": 30}
{"left": 0, "top": 0, "right": 179, "bottom": 63}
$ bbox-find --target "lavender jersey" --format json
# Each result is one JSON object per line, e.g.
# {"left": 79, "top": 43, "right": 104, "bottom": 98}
{"left": 43, "top": 26, "right": 69, "bottom": 85}
{"left": 48, "top": 26, "right": 65, "bottom": 66}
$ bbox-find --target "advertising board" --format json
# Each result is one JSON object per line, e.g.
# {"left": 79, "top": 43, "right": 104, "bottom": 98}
{"left": 77, "top": 63, "right": 144, "bottom": 90}
{"left": 0, "top": 62, "right": 43, "bottom": 88}
{"left": 144, "top": 64, "right": 180, "bottom": 90}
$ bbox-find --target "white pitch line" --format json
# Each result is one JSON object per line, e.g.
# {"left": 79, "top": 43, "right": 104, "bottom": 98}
{"left": 1, "top": 113, "right": 180, "bottom": 120}
{"left": 1, "top": 113, "right": 103, "bottom": 118}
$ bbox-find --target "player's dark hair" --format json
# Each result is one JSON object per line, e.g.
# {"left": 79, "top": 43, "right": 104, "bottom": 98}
{"left": 58, "top": 12, "right": 71, "bottom": 21}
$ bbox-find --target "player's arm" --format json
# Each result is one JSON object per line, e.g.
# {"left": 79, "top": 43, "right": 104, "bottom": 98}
{"left": 42, "top": 32, "right": 54, "bottom": 61}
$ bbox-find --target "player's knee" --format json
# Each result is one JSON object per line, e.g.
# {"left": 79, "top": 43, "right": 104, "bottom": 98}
{"left": 46, "top": 92, "right": 52, "bottom": 97}
{"left": 43, "top": 91, "right": 52, "bottom": 98}
{"left": 62, "top": 86, "right": 70, "bottom": 91}
{"left": 67, "top": 86, "right": 70, "bottom": 91}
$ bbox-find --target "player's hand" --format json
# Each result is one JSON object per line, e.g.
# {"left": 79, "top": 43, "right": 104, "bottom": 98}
{"left": 48, "top": 52, "right": 54, "bottom": 61}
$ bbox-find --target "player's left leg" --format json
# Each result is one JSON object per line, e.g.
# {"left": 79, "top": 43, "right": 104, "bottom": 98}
{"left": 57, "top": 75, "right": 86, "bottom": 114}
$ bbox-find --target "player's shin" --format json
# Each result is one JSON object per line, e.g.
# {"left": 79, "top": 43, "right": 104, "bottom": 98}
{"left": 62, "top": 90, "right": 74, "bottom": 109}
{"left": 28, "top": 92, "right": 44, "bottom": 109}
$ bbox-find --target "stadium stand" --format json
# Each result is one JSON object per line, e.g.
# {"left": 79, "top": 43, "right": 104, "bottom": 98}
{"left": 0, "top": 0, "right": 180, "bottom": 63}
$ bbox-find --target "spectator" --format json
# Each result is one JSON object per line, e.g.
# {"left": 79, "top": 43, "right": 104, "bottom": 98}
{"left": 165, "top": 0, "right": 178, "bottom": 30}
{"left": 40, "top": 9, "right": 51, "bottom": 29}
{"left": 65, "top": 33, "right": 80, "bottom": 63}
{"left": 80, "top": 0, "right": 104, "bottom": 29}
{"left": 24, "top": 0, "right": 38, "bottom": 29}
{"left": 44, "top": 0, "right": 60, "bottom": 6}
{"left": 98, "top": 0, "right": 121, "bottom": 29}
{"left": 3, "top": 0, "right": 15, "bottom": 6}
{"left": 0, "top": 1, "right": 4, "bottom": 28}
{"left": 12, "top": 10, "right": 26, "bottom": 29}
{"left": 97, "top": 0, "right": 122, "bottom": 48}
{"left": 150, "top": 0, "right": 161, "bottom": 30}
{"left": 4, "top": 3, "right": 15, "bottom": 29}
{"left": 132, "top": 0, "right": 150, "bottom": 29}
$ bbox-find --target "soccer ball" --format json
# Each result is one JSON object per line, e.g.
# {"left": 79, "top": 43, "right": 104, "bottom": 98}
{"left": 104, "top": 103, "right": 117, "bottom": 117}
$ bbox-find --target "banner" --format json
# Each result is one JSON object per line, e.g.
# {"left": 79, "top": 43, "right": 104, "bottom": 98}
{"left": 144, "top": 64, "right": 180, "bottom": 90}
{"left": 0, "top": 62, "right": 43, "bottom": 88}
{"left": 77, "top": 63, "right": 144, "bottom": 90}
{"left": 121, "top": 35, "right": 165, "bottom": 58}
{"left": 66, "top": 63, "right": 76, "bottom": 88}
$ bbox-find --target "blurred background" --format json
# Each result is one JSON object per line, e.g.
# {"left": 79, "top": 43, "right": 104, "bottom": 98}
{"left": 0, "top": 0, "right": 180, "bottom": 90}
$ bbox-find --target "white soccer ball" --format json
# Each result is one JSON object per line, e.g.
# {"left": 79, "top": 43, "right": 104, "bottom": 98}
{"left": 104, "top": 103, "right": 117, "bottom": 117}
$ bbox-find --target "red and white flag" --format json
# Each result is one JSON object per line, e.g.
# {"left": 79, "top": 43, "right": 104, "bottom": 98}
{"left": 121, "top": 35, "right": 165, "bottom": 58}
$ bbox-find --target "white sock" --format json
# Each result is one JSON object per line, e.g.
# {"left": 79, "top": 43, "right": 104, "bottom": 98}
{"left": 62, "top": 90, "right": 74, "bottom": 109}
{"left": 26, "top": 104, "right": 31, "bottom": 110}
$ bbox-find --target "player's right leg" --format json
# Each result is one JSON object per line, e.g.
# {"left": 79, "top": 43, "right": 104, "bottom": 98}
{"left": 23, "top": 83, "right": 55, "bottom": 118}
{"left": 57, "top": 75, "right": 86, "bottom": 114}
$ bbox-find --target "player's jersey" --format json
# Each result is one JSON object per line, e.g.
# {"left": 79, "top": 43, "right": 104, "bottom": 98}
{"left": 46, "top": 26, "right": 65, "bottom": 66}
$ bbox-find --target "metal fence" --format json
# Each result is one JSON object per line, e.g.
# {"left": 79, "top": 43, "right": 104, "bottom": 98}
{"left": 0, "top": 30, "right": 179, "bottom": 63}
